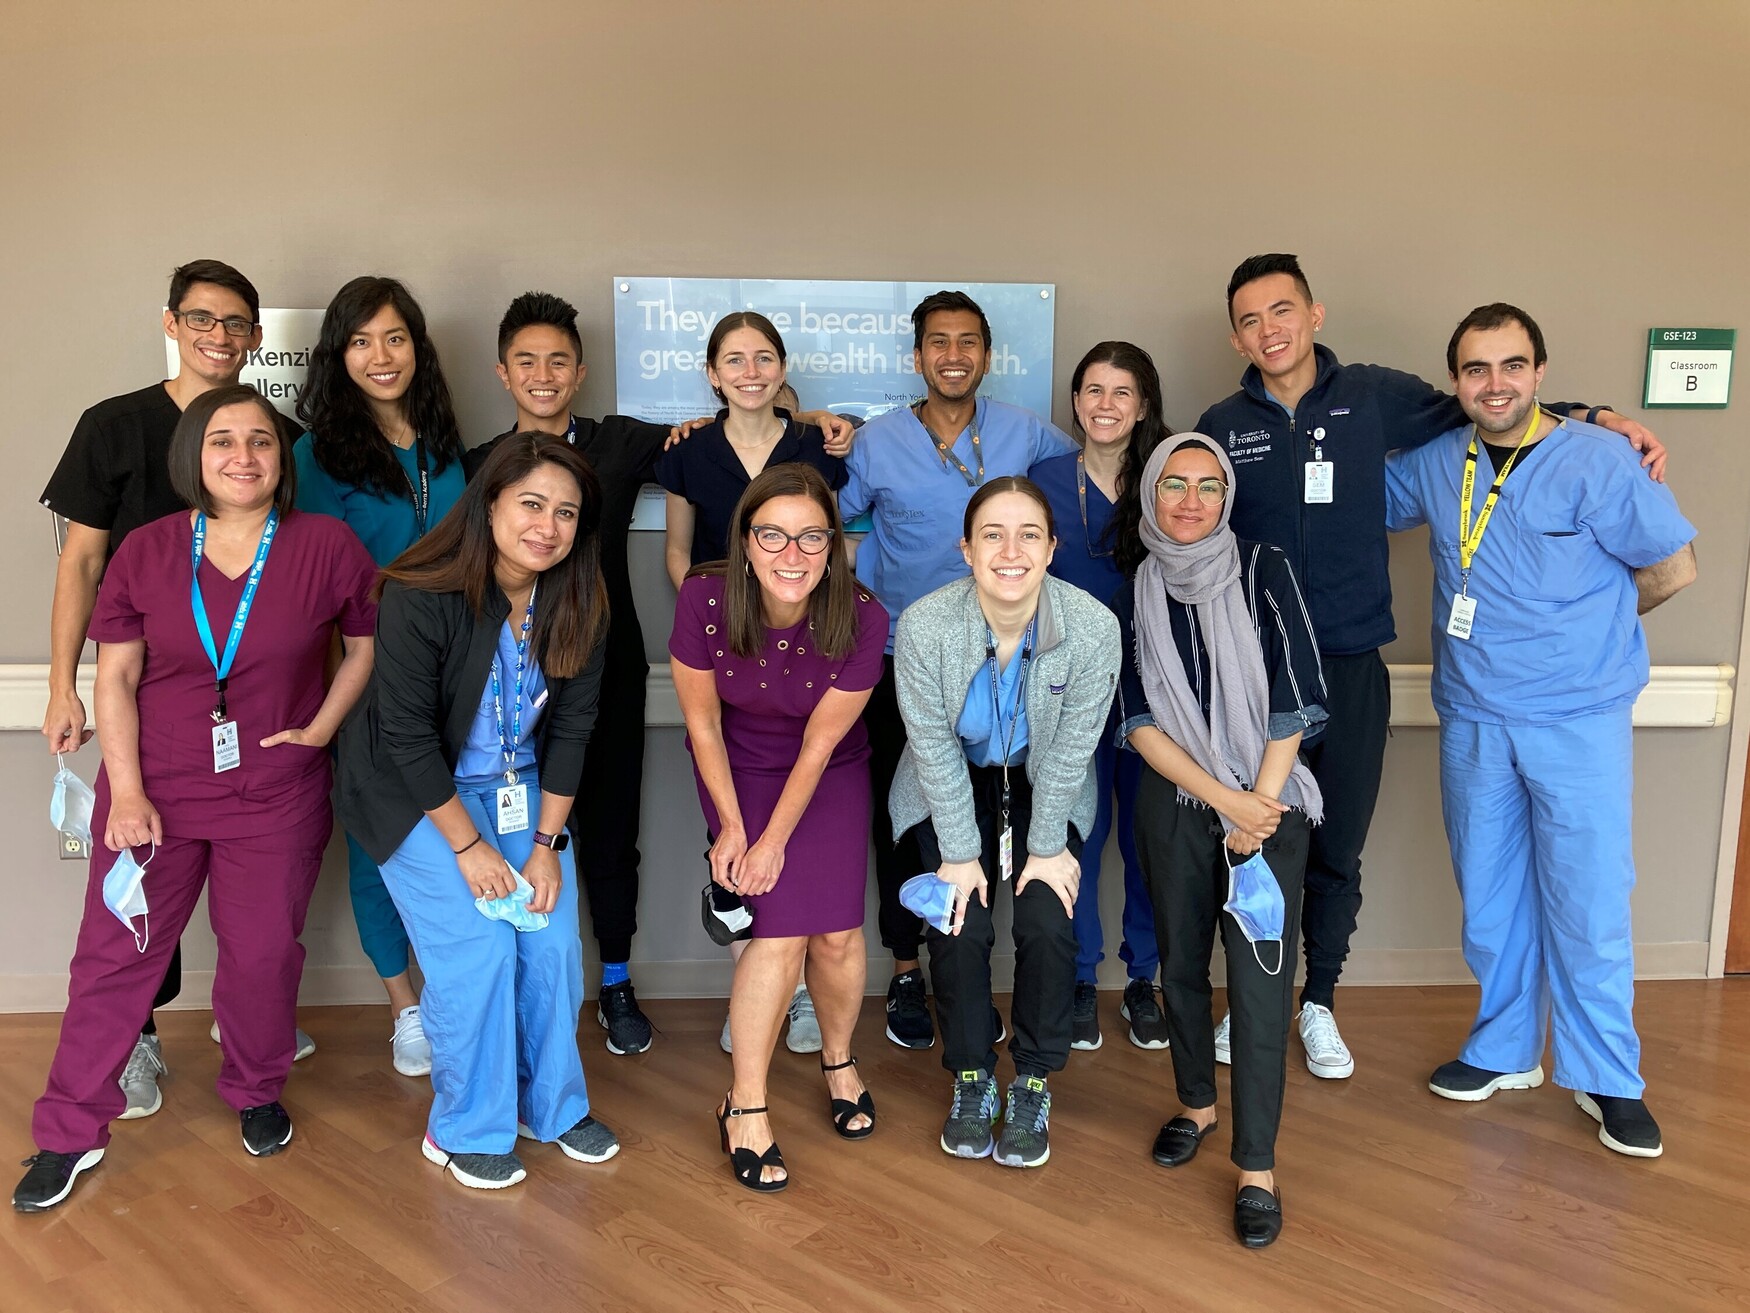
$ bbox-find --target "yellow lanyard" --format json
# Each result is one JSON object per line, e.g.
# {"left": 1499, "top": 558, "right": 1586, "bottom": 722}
{"left": 1457, "top": 407, "right": 1542, "bottom": 586}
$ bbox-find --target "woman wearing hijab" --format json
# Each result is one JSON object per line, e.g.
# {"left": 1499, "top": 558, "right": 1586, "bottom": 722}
{"left": 1113, "top": 435, "right": 1328, "bottom": 1248}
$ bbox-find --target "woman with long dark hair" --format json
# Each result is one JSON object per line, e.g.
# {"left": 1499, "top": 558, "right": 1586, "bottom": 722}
{"left": 890, "top": 476, "right": 1119, "bottom": 1171}
{"left": 334, "top": 435, "right": 617, "bottom": 1191}
{"left": 670, "top": 463, "right": 887, "bottom": 1191}
{"left": 292, "top": 276, "right": 468, "bottom": 1077}
{"left": 1116, "top": 435, "right": 1327, "bottom": 1247}
{"left": 1030, "top": 341, "right": 1174, "bottom": 1052}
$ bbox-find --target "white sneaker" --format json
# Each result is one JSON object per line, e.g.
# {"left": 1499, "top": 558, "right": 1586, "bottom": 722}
{"left": 212, "top": 1021, "right": 316, "bottom": 1062}
{"left": 1297, "top": 1002, "right": 1355, "bottom": 1079}
{"left": 785, "top": 987, "right": 822, "bottom": 1054}
{"left": 391, "top": 1005, "right": 432, "bottom": 1077}
{"left": 1213, "top": 1011, "right": 1232, "bottom": 1066}
{"left": 118, "top": 1033, "right": 166, "bottom": 1119}
{"left": 719, "top": 1009, "right": 733, "bottom": 1055}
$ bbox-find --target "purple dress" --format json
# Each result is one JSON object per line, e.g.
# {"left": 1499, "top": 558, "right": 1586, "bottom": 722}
{"left": 669, "top": 573, "right": 887, "bottom": 936}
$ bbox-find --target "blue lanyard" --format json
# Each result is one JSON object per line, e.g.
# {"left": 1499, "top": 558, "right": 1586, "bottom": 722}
{"left": 490, "top": 580, "right": 539, "bottom": 784}
{"left": 985, "top": 617, "right": 1034, "bottom": 821}
{"left": 190, "top": 509, "right": 278, "bottom": 722}
{"left": 407, "top": 437, "right": 430, "bottom": 537}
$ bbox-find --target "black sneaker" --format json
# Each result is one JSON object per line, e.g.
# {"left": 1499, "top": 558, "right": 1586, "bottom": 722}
{"left": 940, "top": 1069, "right": 1000, "bottom": 1159}
{"left": 240, "top": 1102, "right": 293, "bottom": 1157}
{"left": 1576, "top": 1092, "right": 1663, "bottom": 1158}
{"left": 1070, "top": 982, "right": 1102, "bottom": 1051}
{"left": 1428, "top": 1059, "right": 1543, "bottom": 1102}
{"left": 13, "top": 1148, "right": 103, "bottom": 1213}
{"left": 994, "top": 1076, "right": 1052, "bottom": 1168}
{"left": 1120, "top": 978, "right": 1171, "bottom": 1050}
{"left": 885, "top": 970, "right": 935, "bottom": 1049}
{"left": 597, "top": 980, "right": 654, "bottom": 1055}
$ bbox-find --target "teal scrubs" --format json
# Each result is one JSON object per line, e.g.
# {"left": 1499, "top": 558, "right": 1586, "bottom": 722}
{"left": 294, "top": 431, "right": 469, "bottom": 980}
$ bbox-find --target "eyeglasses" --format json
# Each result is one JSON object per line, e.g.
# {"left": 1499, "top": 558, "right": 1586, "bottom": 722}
{"left": 174, "top": 310, "right": 257, "bottom": 337}
{"left": 1155, "top": 475, "right": 1229, "bottom": 506}
{"left": 750, "top": 525, "right": 834, "bottom": 554}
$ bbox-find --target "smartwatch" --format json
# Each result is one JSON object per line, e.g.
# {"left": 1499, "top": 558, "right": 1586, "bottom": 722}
{"left": 532, "top": 830, "right": 570, "bottom": 852}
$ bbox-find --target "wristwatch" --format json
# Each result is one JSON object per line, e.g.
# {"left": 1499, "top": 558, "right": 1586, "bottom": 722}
{"left": 532, "top": 830, "right": 570, "bottom": 852}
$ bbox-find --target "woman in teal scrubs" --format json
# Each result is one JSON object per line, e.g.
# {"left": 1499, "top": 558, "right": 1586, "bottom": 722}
{"left": 293, "top": 275, "right": 468, "bottom": 1076}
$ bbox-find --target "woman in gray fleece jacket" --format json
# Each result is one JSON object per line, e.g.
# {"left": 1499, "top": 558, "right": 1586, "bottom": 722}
{"left": 890, "top": 475, "right": 1119, "bottom": 1170}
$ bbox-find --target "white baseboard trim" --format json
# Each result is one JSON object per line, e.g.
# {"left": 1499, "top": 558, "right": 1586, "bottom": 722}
{"left": 0, "top": 941, "right": 1710, "bottom": 1014}
{"left": 0, "top": 662, "right": 1733, "bottom": 733}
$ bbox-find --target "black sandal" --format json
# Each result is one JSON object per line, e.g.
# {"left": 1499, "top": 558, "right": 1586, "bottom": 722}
{"left": 821, "top": 1057, "right": 876, "bottom": 1140}
{"left": 716, "top": 1094, "right": 787, "bottom": 1192}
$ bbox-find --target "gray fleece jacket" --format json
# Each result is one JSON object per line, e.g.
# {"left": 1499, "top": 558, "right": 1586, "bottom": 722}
{"left": 889, "top": 574, "right": 1120, "bottom": 864}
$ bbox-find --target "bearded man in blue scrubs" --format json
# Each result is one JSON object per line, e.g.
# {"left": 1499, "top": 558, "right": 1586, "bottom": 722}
{"left": 1385, "top": 303, "right": 1696, "bottom": 1159}
{"left": 841, "top": 290, "right": 1075, "bottom": 1049}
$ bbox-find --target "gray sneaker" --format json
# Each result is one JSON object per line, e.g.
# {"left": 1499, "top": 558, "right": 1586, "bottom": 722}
{"left": 785, "top": 987, "right": 823, "bottom": 1054}
{"left": 422, "top": 1136, "right": 526, "bottom": 1190}
{"left": 117, "top": 1033, "right": 165, "bottom": 1120}
{"left": 520, "top": 1115, "right": 620, "bottom": 1163}
{"left": 211, "top": 1021, "right": 316, "bottom": 1062}
{"left": 940, "top": 1069, "right": 1001, "bottom": 1159}
{"left": 719, "top": 1009, "right": 734, "bottom": 1055}
{"left": 994, "top": 1076, "right": 1052, "bottom": 1168}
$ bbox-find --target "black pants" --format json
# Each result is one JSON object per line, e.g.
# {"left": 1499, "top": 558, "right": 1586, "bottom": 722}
{"left": 1136, "top": 770, "right": 1308, "bottom": 1172}
{"left": 907, "top": 765, "right": 1079, "bottom": 1079}
{"left": 866, "top": 655, "right": 923, "bottom": 961}
{"left": 1298, "top": 648, "right": 1389, "bottom": 1008}
{"left": 571, "top": 655, "right": 648, "bottom": 964}
{"left": 140, "top": 945, "right": 180, "bottom": 1034}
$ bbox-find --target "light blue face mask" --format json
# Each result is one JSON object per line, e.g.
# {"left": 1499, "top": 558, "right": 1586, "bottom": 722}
{"left": 1224, "top": 847, "right": 1285, "bottom": 975}
{"left": 475, "top": 865, "right": 549, "bottom": 933}
{"left": 50, "top": 755, "right": 96, "bottom": 847}
{"left": 900, "top": 873, "right": 959, "bottom": 934}
{"left": 103, "top": 843, "right": 154, "bottom": 953}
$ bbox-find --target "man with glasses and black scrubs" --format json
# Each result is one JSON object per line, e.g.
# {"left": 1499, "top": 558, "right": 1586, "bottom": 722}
{"left": 40, "top": 259, "right": 309, "bottom": 1122}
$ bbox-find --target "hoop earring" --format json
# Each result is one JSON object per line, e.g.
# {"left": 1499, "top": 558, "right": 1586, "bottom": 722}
{"left": 746, "top": 559, "right": 755, "bottom": 578}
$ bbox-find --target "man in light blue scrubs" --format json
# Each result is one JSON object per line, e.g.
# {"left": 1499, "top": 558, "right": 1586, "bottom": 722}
{"left": 1385, "top": 303, "right": 1696, "bottom": 1159}
{"left": 841, "top": 290, "right": 1075, "bottom": 1049}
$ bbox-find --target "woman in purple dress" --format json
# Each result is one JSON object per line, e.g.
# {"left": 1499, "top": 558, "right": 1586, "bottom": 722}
{"left": 669, "top": 463, "right": 887, "bottom": 1192}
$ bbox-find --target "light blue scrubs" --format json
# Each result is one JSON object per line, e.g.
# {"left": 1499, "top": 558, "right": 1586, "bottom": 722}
{"left": 294, "top": 432, "right": 469, "bottom": 981}
{"left": 840, "top": 397, "right": 1073, "bottom": 652}
{"left": 377, "top": 624, "right": 590, "bottom": 1153}
{"left": 1386, "top": 421, "right": 1695, "bottom": 1097}
{"left": 956, "top": 640, "right": 1031, "bottom": 767}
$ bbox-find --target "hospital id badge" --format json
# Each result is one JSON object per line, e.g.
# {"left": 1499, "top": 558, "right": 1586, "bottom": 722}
{"left": 1304, "top": 461, "right": 1334, "bottom": 503}
{"left": 496, "top": 783, "right": 530, "bottom": 834}
{"left": 999, "top": 825, "right": 1013, "bottom": 881}
{"left": 211, "top": 719, "right": 241, "bottom": 774}
{"left": 1446, "top": 592, "right": 1478, "bottom": 641}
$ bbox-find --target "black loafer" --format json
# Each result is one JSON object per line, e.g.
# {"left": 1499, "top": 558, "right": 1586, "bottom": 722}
{"left": 1234, "top": 1185, "right": 1283, "bottom": 1248}
{"left": 1151, "top": 1116, "right": 1217, "bottom": 1168}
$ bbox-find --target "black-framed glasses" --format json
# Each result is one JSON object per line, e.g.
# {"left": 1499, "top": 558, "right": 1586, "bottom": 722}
{"left": 174, "top": 310, "right": 257, "bottom": 337}
{"left": 1155, "top": 475, "right": 1229, "bottom": 506}
{"left": 750, "top": 525, "right": 834, "bottom": 555}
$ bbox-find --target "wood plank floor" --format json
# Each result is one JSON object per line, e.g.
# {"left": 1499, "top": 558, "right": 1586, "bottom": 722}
{"left": 2, "top": 980, "right": 1747, "bottom": 1312}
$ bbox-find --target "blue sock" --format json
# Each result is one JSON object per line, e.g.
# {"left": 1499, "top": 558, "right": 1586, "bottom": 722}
{"left": 601, "top": 961, "right": 630, "bottom": 988}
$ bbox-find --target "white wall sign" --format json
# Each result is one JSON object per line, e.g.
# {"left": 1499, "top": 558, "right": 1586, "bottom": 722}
{"left": 1643, "top": 327, "right": 1734, "bottom": 409}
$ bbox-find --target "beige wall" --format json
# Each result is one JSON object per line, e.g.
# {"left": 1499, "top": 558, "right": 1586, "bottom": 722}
{"left": 3, "top": 2, "right": 1746, "bottom": 1007}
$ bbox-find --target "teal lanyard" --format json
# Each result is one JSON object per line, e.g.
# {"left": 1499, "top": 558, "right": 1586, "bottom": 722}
{"left": 490, "top": 580, "right": 539, "bottom": 784}
{"left": 189, "top": 509, "right": 278, "bottom": 721}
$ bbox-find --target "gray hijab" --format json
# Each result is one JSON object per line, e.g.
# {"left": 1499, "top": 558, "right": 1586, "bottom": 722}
{"left": 1132, "top": 434, "right": 1321, "bottom": 827}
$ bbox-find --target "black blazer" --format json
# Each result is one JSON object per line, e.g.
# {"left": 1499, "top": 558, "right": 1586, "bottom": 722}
{"left": 335, "top": 579, "right": 606, "bottom": 863}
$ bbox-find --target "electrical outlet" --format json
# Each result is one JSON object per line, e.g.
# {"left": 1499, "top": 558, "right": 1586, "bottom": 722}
{"left": 59, "top": 831, "right": 91, "bottom": 861}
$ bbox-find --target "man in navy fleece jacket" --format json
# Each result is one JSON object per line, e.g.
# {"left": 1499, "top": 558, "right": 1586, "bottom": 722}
{"left": 1194, "top": 253, "right": 1666, "bottom": 1083}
